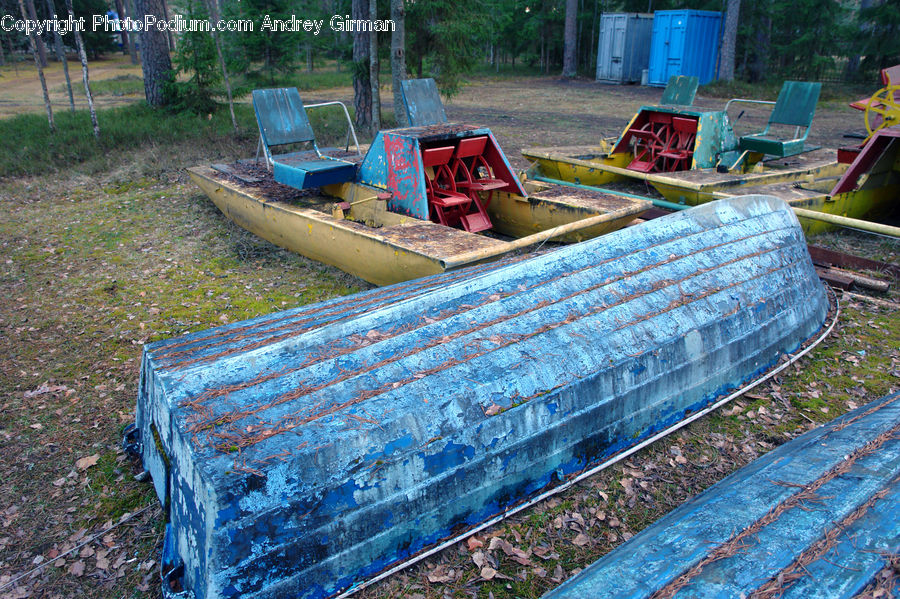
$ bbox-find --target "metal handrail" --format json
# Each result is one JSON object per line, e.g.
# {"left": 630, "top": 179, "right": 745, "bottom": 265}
{"left": 725, "top": 98, "right": 803, "bottom": 139}
{"left": 306, "top": 101, "right": 363, "bottom": 157}
{"left": 723, "top": 98, "right": 776, "bottom": 113}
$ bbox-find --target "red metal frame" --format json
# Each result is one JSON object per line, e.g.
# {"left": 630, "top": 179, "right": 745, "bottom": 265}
{"left": 421, "top": 142, "right": 493, "bottom": 233}
{"left": 617, "top": 111, "right": 699, "bottom": 173}
{"left": 830, "top": 126, "right": 900, "bottom": 196}
{"left": 658, "top": 116, "right": 698, "bottom": 171}
{"left": 452, "top": 136, "right": 507, "bottom": 209}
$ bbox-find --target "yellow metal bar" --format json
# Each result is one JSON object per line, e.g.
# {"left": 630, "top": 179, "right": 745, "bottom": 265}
{"left": 441, "top": 210, "right": 643, "bottom": 270}
{"left": 791, "top": 207, "right": 900, "bottom": 238}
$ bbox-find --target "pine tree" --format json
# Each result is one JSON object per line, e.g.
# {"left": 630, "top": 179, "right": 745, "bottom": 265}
{"left": 224, "top": 0, "right": 297, "bottom": 84}
{"left": 406, "top": 0, "right": 483, "bottom": 97}
{"left": 167, "top": 0, "right": 221, "bottom": 113}
{"left": 857, "top": 0, "right": 900, "bottom": 75}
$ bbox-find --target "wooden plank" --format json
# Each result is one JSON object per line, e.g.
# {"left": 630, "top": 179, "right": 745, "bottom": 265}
{"left": 826, "top": 267, "right": 890, "bottom": 292}
{"left": 816, "top": 266, "right": 854, "bottom": 289}
{"left": 808, "top": 245, "right": 900, "bottom": 280}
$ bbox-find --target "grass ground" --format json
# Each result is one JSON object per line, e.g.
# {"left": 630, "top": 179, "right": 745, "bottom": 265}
{"left": 0, "top": 65, "right": 897, "bottom": 599}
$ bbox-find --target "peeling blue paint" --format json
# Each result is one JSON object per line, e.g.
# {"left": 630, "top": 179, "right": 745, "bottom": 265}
{"left": 423, "top": 441, "right": 477, "bottom": 476}
{"left": 546, "top": 392, "right": 900, "bottom": 599}
{"left": 355, "top": 124, "right": 527, "bottom": 220}
{"left": 135, "top": 196, "right": 827, "bottom": 599}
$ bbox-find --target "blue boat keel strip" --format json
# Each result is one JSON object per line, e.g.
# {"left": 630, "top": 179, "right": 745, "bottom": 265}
{"left": 337, "top": 287, "right": 840, "bottom": 598}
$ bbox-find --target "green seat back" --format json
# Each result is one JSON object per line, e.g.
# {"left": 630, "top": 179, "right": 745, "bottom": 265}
{"left": 400, "top": 78, "right": 448, "bottom": 127}
{"left": 768, "top": 81, "right": 821, "bottom": 128}
{"left": 661, "top": 75, "right": 699, "bottom": 107}
{"left": 252, "top": 88, "right": 316, "bottom": 148}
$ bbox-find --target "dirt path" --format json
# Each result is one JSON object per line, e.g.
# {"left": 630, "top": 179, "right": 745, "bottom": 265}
{"left": 0, "top": 54, "right": 142, "bottom": 118}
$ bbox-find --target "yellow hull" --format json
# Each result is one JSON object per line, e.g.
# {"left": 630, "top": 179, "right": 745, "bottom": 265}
{"left": 488, "top": 180, "right": 648, "bottom": 242}
{"left": 190, "top": 167, "right": 450, "bottom": 285}
{"left": 522, "top": 146, "right": 630, "bottom": 187}
{"left": 787, "top": 184, "right": 900, "bottom": 236}
{"left": 650, "top": 159, "right": 848, "bottom": 206}
{"left": 526, "top": 146, "right": 849, "bottom": 207}
{"left": 525, "top": 146, "right": 898, "bottom": 237}
{"left": 188, "top": 166, "right": 649, "bottom": 286}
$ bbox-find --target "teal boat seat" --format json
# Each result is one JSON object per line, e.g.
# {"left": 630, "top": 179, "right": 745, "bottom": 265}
{"left": 399, "top": 78, "right": 448, "bottom": 127}
{"left": 738, "top": 81, "right": 821, "bottom": 158}
{"left": 251, "top": 88, "right": 355, "bottom": 189}
{"left": 660, "top": 75, "right": 699, "bottom": 107}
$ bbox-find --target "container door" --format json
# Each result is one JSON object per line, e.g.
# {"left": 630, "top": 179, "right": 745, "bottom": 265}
{"left": 665, "top": 15, "right": 686, "bottom": 81}
{"left": 609, "top": 15, "right": 627, "bottom": 81}
{"left": 648, "top": 12, "right": 670, "bottom": 85}
{"left": 596, "top": 16, "right": 613, "bottom": 80}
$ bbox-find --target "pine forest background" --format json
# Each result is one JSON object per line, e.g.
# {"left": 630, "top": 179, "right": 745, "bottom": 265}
{"left": 1, "top": 0, "right": 898, "bottom": 118}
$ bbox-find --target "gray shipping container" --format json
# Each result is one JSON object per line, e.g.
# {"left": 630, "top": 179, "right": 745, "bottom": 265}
{"left": 596, "top": 13, "right": 654, "bottom": 83}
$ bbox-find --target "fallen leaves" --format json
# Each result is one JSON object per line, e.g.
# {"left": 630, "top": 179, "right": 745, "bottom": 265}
{"left": 425, "top": 564, "right": 456, "bottom": 584}
{"left": 489, "top": 536, "right": 532, "bottom": 566}
{"left": 484, "top": 403, "right": 502, "bottom": 416}
{"left": 571, "top": 533, "right": 590, "bottom": 547}
{"left": 466, "top": 536, "right": 483, "bottom": 551}
{"left": 75, "top": 454, "right": 100, "bottom": 470}
{"left": 23, "top": 382, "right": 71, "bottom": 398}
{"left": 68, "top": 560, "right": 85, "bottom": 576}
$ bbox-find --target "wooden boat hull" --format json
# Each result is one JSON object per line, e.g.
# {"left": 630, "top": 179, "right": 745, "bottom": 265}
{"left": 546, "top": 392, "right": 900, "bottom": 599}
{"left": 134, "top": 195, "right": 828, "bottom": 599}
{"left": 188, "top": 165, "right": 649, "bottom": 286}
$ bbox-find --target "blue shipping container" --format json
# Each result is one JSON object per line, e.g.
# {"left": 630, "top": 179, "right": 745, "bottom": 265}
{"left": 648, "top": 10, "right": 722, "bottom": 87}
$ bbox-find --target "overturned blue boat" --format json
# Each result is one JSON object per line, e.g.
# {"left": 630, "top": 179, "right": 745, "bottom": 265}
{"left": 546, "top": 391, "right": 900, "bottom": 599}
{"left": 132, "top": 195, "right": 829, "bottom": 598}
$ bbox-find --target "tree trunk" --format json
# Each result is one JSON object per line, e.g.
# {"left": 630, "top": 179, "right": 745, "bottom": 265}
{"left": 7, "top": 34, "right": 17, "bottom": 74}
{"left": 390, "top": 0, "right": 406, "bottom": 126}
{"left": 576, "top": 0, "right": 582, "bottom": 70}
{"left": 64, "top": 0, "right": 99, "bottom": 137}
{"left": 352, "top": 0, "right": 372, "bottom": 132}
{"left": 19, "top": 0, "right": 53, "bottom": 130}
{"left": 161, "top": 0, "right": 176, "bottom": 51}
{"left": 749, "top": 13, "right": 770, "bottom": 83}
{"left": 718, "top": 0, "right": 740, "bottom": 81}
{"left": 113, "top": 0, "right": 131, "bottom": 54}
{"left": 126, "top": 0, "right": 140, "bottom": 63}
{"left": 202, "top": 0, "right": 236, "bottom": 131}
{"left": 562, "top": 0, "right": 577, "bottom": 77}
{"left": 45, "top": 0, "right": 75, "bottom": 113}
{"left": 369, "top": 0, "right": 381, "bottom": 132}
{"left": 0, "top": 32, "right": 5, "bottom": 66}
{"left": 25, "top": 0, "right": 48, "bottom": 67}
{"left": 135, "top": 0, "right": 172, "bottom": 106}
{"left": 846, "top": 0, "right": 873, "bottom": 80}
